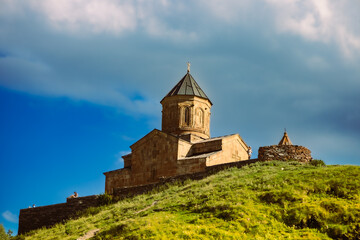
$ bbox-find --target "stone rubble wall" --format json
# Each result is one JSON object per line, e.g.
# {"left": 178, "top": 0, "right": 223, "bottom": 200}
{"left": 258, "top": 145, "right": 312, "bottom": 162}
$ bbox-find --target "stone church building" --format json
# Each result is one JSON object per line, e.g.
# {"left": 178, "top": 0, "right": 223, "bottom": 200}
{"left": 18, "top": 67, "right": 314, "bottom": 235}
{"left": 104, "top": 68, "right": 250, "bottom": 194}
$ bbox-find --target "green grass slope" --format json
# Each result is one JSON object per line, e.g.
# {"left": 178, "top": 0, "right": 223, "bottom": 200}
{"left": 22, "top": 161, "right": 360, "bottom": 240}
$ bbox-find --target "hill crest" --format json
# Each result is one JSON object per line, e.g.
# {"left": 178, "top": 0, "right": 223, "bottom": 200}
{"left": 21, "top": 161, "right": 360, "bottom": 240}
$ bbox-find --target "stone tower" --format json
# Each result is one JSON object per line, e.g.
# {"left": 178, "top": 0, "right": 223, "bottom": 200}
{"left": 160, "top": 67, "right": 212, "bottom": 141}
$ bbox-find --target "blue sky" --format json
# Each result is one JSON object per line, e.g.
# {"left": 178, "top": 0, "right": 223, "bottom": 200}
{"left": 1, "top": 0, "right": 359, "bottom": 234}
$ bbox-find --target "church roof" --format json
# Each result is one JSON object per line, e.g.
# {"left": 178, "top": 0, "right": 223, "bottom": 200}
{"left": 278, "top": 131, "right": 293, "bottom": 145}
{"left": 178, "top": 150, "right": 222, "bottom": 160}
{"left": 162, "top": 72, "right": 212, "bottom": 105}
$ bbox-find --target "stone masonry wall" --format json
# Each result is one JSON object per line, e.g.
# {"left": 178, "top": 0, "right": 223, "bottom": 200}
{"left": 18, "top": 195, "right": 100, "bottom": 235}
{"left": 258, "top": 145, "right": 312, "bottom": 162}
{"left": 104, "top": 130, "right": 180, "bottom": 194}
{"left": 19, "top": 159, "right": 258, "bottom": 235}
{"left": 112, "top": 158, "right": 258, "bottom": 199}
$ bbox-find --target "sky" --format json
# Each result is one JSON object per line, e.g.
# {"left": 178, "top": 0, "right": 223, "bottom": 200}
{"left": 1, "top": 0, "right": 360, "bottom": 234}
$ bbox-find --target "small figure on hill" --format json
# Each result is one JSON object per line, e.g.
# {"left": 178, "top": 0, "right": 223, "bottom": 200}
{"left": 67, "top": 192, "right": 78, "bottom": 199}
{"left": 248, "top": 146, "right": 252, "bottom": 159}
{"left": 32, "top": 204, "right": 36, "bottom": 208}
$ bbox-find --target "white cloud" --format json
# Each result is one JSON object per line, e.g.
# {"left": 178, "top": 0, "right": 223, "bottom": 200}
{"left": 265, "top": 0, "right": 360, "bottom": 59}
{"left": 2, "top": 210, "right": 18, "bottom": 223}
{"left": 0, "top": 0, "right": 144, "bottom": 36}
{"left": 3, "top": 0, "right": 195, "bottom": 41}
{"left": 0, "top": 0, "right": 359, "bottom": 117}
{"left": 121, "top": 135, "right": 136, "bottom": 141}
{"left": 118, "top": 150, "right": 131, "bottom": 157}
{"left": 199, "top": 0, "right": 253, "bottom": 23}
{"left": 28, "top": 0, "right": 137, "bottom": 34}
{"left": 141, "top": 17, "right": 198, "bottom": 42}
{"left": 1, "top": 0, "right": 359, "bottom": 57}
{"left": 188, "top": 0, "right": 360, "bottom": 59}
{"left": 115, "top": 150, "right": 131, "bottom": 167}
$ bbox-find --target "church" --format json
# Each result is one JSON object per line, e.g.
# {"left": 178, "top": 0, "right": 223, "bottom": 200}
{"left": 104, "top": 65, "right": 250, "bottom": 194}
{"left": 18, "top": 66, "right": 313, "bottom": 235}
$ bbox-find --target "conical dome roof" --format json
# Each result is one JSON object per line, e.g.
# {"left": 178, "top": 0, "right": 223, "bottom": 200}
{"left": 162, "top": 72, "right": 212, "bottom": 105}
{"left": 278, "top": 131, "right": 293, "bottom": 145}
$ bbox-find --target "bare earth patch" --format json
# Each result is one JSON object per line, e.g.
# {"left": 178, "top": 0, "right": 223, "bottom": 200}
{"left": 76, "top": 229, "right": 100, "bottom": 240}
{"left": 135, "top": 201, "right": 158, "bottom": 214}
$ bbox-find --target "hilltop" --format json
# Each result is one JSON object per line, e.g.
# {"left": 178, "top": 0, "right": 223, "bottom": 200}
{"left": 18, "top": 161, "right": 360, "bottom": 239}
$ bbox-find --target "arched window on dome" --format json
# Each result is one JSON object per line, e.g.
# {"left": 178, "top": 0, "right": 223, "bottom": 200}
{"left": 196, "top": 108, "right": 204, "bottom": 127}
{"left": 184, "top": 107, "right": 190, "bottom": 126}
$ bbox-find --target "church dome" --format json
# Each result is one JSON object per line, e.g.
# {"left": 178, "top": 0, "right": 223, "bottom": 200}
{"left": 161, "top": 72, "right": 212, "bottom": 105}
{"left": 161, "top": 65, "right": 212, "bottom": 139}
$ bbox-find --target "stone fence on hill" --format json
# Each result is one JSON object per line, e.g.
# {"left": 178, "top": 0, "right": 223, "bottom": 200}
{"left": 18, "top": 195, "right": 100, "bottom": 235}
{"left": 18, "top": 159, "right": 258, "bottom": 235}
{"left": 112, "top": 159, "right": 258, "bottom": 198}
{"left": 258, "top": 145, "right": 312, "bottom": 162}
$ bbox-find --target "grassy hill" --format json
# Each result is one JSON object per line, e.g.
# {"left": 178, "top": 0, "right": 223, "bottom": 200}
{"left": 20, "top": 161, "right": 360, "bottom": 240}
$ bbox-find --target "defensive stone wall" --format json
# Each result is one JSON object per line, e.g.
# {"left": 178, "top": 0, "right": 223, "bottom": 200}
{"left": 19, "top": 159, "right": 258, "bottom": 235}
{"left": 258, "top": 145, "right": 312, "bottom": 162}
{"left": 18, "top": 195, "right": 100, "bottom": 235}
{"left": 112, "top": 159, "right": 258, "bottom": 199}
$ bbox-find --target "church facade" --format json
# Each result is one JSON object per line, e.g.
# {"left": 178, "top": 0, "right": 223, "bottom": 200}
{"left": 104, "top": 68, "right": 250, "bottom": 194}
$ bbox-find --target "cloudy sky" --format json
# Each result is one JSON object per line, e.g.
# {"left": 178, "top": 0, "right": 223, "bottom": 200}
{"left": 1, "top": 0, "right": 359, "bottom": 233}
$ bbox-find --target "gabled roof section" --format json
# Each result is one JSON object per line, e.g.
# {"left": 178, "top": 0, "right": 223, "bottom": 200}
{"left": 178, "top": 150, "right": 222, "bottom": 161}
{"left": 195, "top": 134, "right": 238, "bottom": 143}
{"left": 162, "top": 72, "right": 212, "bottom": 105}
{"left": 130, "top": 129, "right": 189, "bottom": 149}
{"left": 278, "top": 131, "right": 293, "bottom": 145}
